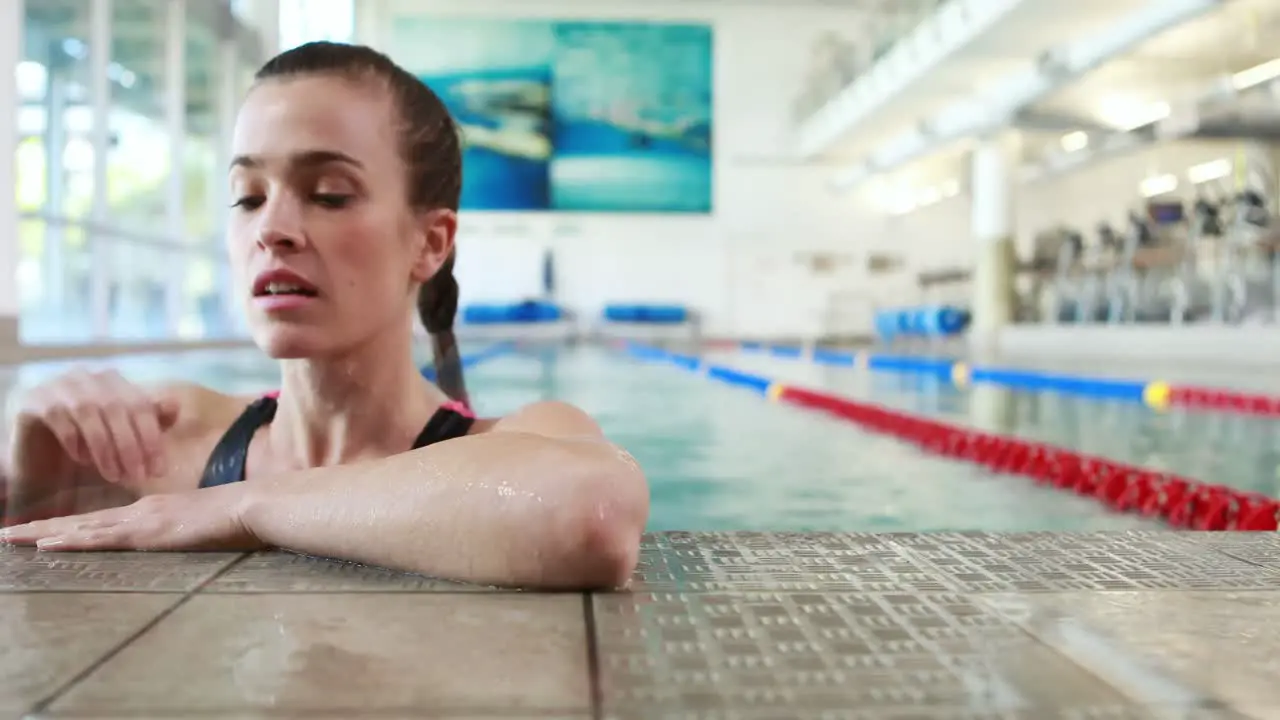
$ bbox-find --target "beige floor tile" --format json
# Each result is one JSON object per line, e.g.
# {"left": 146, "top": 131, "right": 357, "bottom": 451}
{"left": 0, "top": 593, "right": 177, "bottom": 715}
{"left": 0, "top": 547, "right": 243, "bottom": 592}
{"left": 51, "top": 593, "right": 590, "bottom": 716}
{"left": 593, "top": 590, "right": 1139, "bottom": 716}
{"left": 204, "top": 551, "right": 498, "bottom": 593}
{"left": 980, "top": 590, "right": 1280, "bottom": 720}
{"left": 35, "top": 707, "right": 586, "bottom": 712}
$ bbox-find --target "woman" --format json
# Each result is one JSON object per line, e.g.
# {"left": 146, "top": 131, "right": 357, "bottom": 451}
{"left": 0, "top": 42, "right": 649, "bottom": 591}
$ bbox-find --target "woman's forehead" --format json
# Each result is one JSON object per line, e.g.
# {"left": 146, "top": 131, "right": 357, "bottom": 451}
{"left": 232, "top": 77, "right": 398, "bottom": 164}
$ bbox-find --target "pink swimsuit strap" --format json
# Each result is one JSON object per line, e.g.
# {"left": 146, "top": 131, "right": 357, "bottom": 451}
{"left": 439, "top": 399, "right": 476, "bottom": 418}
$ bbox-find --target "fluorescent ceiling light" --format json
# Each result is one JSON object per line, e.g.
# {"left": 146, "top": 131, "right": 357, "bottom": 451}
{"left": 1232, "top": 58, "right": 1280, "bottom": 91}
{"left": 1187, "top": 158, "right": 1231, "bottom": 184}
{"left": 940, "top": 179, "right": 961, "bottom": 197}
{"left": 1139, "top": 173, "right": 1178, "bottom": 198}
{"left": 918, "top": 187, "right": 942, "bottom": 206}
{"left": 1060, "top": 131, "right": 1089, "bottom": 152}
{"left": 1098, "top": 98, "right": 1170, "bottom": 131}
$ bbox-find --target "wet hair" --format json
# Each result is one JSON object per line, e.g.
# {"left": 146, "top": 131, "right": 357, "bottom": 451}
{"left": 254, "top": 42, "right": 469, "bottom": 406}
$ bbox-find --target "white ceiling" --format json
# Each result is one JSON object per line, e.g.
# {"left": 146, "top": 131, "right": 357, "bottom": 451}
{"left": 830, "top": 0, "right": 1280, "bottom": 201}
{"left": 810, "top": 0, "right": 1157, "bottom": 163}
{"left": 1031, "top": 0, "right": 1280, "bottom": 126}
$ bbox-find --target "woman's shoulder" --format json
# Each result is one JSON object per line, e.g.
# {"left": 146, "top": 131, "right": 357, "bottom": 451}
{"left": 152, "top": 382, "right": 264, "bottom": 436}
{"left": 470, "top": 400, "right": 605, "bottom": 439}
{"left": 140, "top": 382, "right": 268, "bottom": 491}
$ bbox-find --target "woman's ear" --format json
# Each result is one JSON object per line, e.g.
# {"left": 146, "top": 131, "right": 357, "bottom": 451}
{"left": 410, "top": 208, "right": 458, "bottom": 283}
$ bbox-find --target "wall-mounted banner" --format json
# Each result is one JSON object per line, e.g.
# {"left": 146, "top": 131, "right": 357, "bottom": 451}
{"left": 389, "top": 17, "right": 714, "bottom": 214}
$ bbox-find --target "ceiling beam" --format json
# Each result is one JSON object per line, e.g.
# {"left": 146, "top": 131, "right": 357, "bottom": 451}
{"left": 1011, "top": 110, "right": 1118, "bottom": 134}
{"left": 828, "top": 0, "right": 1227, "bottom": 191}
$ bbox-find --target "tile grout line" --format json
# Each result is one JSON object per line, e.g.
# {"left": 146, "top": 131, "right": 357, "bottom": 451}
{"left": 582, "top": 592, "right": 603, "bottom": 720}
{"left": 27, "top": 552, "right": 253, "bottom": 716}
{"left": 1205, "top": 546, "right": 1280, "bottom": 573}
{"left": 35, "top": 705, "right": 588, "bottom": 718}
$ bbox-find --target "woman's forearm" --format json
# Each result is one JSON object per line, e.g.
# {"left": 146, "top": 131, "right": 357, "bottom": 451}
{"left": 238, "top": 430, "right": 648, "bottom": 589}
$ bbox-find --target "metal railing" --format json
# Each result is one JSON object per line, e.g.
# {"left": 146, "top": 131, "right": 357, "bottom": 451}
{"left": 792, "top": 0, "right": 950, "bottom": 123}
{"left": 15, "top": 212, "right": 244, "bottom": 345}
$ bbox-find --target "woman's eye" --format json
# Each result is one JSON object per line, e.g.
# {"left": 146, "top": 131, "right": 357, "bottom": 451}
{"left": 231, "top": 195, "right": 265, "bottom": 210}
{"left": 313, "top": 193, "right": 352, "bottom": 209}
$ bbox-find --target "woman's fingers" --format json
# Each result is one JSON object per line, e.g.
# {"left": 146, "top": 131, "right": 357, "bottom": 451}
{"left": 2, "top": 491, "right": 257, "bottom": 554}
{"left": 1, "top": 516, "right": 67, "bottom": 544}
{"left": 65, "top": 370, "right": 168, "bottom": 483}
{"left": 14, "top": 368, "right": 178, "bottom": 489}
{"left": 131, "top": 408, "right": 168, "bottom": 479}
{"left": 75, "top": 405, "right": 126, "bottom": 483}
{"left": 0, "top": 511, "right": 115, "bottom": 544}
{"left": 35, "top": 525, "right": 132, "bottom": 551}
{"left": 104, "top": 371, "right": 170, "bottom": 478}
{"left": 37, "top": 404, "right": 90, "bottom": 466}
{"left": 48, "top": 373, "right": 124, "bottom": 482}
{"left": 72, "top": 372, "right": 140, "bottom": 482}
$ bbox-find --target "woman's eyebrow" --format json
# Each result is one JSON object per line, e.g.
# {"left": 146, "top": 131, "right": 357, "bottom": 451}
{"left": 229, "top": 150, "right": 364, "bottom": 171}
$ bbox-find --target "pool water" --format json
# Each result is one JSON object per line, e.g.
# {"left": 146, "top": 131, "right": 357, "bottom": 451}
{"left": 485, "top": 345, "right": 1156, "bottom": 532}
{"left": 715, "top": 349, "right": 1280, "bottom": 502}
{"left": 4, "top": 342, "right": 1228, "bottom": 533}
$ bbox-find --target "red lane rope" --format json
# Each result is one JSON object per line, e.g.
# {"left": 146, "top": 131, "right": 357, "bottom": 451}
{"left": 1169, "top": 385, "right": 1280, "bottom": 417}
{"left": 777, "top": 384, "right": 1280, "bottom": 532}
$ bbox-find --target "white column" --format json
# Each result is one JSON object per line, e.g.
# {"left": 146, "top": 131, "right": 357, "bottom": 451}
{"left": 253, "top": 0, "right": 281, "bottom": 57}
{"left": 353, "top": 0, "right": 386, "bottom": 46}
{"left": 215, "top": 35, "right": 239, "bottom": 336}
{"left": 89, "top": 0, "right": 113, "bottom": 339}
{"left": 1238, "top": 141, "right": 1276, "bottom": 201}
{"left": 164, "top": 0, "right": 187, "bottom": 337}
{"left": 43, "top": 73, "right": 68, "bottom": 318}
{"left": 0, "top": 0, "right": 21, "bottom": 350}
{"left": 969, "top": 135, "right": 1018, "bottom": 344}
{"left": 969, "top": 384, "right": 1015, "bottom": 435}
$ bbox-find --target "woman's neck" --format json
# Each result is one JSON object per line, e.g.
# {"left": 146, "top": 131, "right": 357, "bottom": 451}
{"left": 271, "top": 330, "right": 444, "bottom": 468}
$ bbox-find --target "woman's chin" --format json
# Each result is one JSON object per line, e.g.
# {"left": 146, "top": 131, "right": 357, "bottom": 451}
{"left": 253, "top": 327, "right": 330, "bottom": 359}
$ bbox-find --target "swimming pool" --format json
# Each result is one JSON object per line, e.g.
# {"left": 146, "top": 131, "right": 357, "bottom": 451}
{"left": 716, "top": 348, "right": 1280, "bottom": 502}
{"left": 3, "top": 341, "right": 1216, "bottom": 533}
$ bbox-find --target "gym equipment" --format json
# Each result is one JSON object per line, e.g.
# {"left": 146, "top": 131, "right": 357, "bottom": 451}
{"left": 1170, "top": 195, "right": 1223, "bottom": 324}
{"left": 1211, "top": 189, "right": 1275, "bottom": 323}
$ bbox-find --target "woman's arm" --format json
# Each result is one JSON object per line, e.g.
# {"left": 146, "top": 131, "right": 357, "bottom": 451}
{"left": 239, "top": 400, "right": 649, "bottom": 590}
{"left": 1, "top": 379, "right": 252, "bottom": 524}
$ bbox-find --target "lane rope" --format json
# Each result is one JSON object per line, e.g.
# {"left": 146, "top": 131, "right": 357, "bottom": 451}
{"left": 623, "top": 342, "right": 1279, "bottom": 532}
{"left": 741, "top": 343, "right": 1280, "bottom": 417}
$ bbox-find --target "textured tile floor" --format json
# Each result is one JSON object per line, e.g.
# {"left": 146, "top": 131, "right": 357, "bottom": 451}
{"left": 1, "top": 531, "right": 1279, "bottom": 719}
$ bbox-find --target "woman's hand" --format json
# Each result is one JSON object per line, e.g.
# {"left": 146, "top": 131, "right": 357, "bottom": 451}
{"left": 0, "top": 484, "right": 264, "bottom": 552}
{"left": 10, "top": 368, "right": 181, "bottom": 486}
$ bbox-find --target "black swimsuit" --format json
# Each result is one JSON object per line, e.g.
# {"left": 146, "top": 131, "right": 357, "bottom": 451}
{"left": 197, "top": 395, "right": 476, "bottom": 488}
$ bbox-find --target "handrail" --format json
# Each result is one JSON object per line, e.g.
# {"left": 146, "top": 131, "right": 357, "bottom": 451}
{"left": 18, "top": 211, "right": 224, "bottom": 258}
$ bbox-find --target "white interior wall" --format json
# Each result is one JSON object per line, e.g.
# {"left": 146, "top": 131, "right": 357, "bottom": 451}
{"left": 357, "top": 0, "right": 882, "bottom": 340}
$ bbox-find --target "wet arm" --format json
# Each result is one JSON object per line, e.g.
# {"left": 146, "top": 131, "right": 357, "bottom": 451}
{"left": 238, "top": 401, "right": 650, "bottom": 590}
{"left": 1, "top": 382, "right": 249, "bottom": 524}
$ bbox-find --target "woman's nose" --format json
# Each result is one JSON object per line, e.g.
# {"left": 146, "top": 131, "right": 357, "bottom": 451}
{"left": 256, "top": 197, "right": 306, "bottom": 250}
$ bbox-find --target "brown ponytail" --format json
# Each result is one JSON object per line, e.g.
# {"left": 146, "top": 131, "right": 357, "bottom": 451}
{"left": 254, "top": 41, "right": 468, "bottom": 405}
{"left": 417, "top": 253, "right": 467, "bottom": 405}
